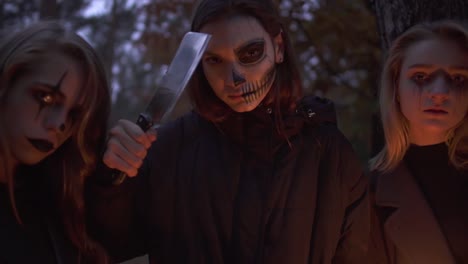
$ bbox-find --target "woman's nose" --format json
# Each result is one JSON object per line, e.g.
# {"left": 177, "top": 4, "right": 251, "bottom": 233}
{"left": 224, "top": 64, "right": 246, "bottom": 87}
{"left": 429, "top": 76, "right": 450, "bottom": 93}
{"left": 44, "top": 109, "right": 67, "bottom": 133}
{"left": 425, "top": 75, "right": 450, "bottom": 102}
{"left": 232, "top": 69, "right": 246, "bottom": 87}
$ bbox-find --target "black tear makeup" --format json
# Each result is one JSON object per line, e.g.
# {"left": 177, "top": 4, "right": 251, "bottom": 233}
{"left": 35, "top": 71, "right": 68, "bottom": 118}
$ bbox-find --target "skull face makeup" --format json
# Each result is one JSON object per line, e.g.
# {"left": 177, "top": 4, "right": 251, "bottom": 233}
{"left": 200, "top": 14, "right": 283, "bottom": 112}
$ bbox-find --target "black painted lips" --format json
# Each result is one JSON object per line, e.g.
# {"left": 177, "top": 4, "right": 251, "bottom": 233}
{"left": 28, "top": 138, "right": 54, "bottom": 153}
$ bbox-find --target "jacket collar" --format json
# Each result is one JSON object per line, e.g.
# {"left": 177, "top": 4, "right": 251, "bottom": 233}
{"left": 375, "top": 163, "right": 456, "bottom": 264}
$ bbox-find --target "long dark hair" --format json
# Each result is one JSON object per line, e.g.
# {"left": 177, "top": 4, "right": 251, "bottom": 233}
{"left": 189, "top": 0, "right": 303, "bottom": 128}
{"left": 0, "top": 21, "right": 110, "bottom": 263}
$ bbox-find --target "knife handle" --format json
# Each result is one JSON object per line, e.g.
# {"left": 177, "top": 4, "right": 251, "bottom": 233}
{"left": 109, "top": 112, "right": 154, "bottom": 185}
{"left": 136, "top": 112, "right": 154, "bottom": 132}
{"left": 109, "top": 170, "right": 127, "bottom": 186}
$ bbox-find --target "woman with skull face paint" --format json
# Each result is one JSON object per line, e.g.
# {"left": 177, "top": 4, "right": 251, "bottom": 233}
{"left": 0, "top": 21, "right": 110, "bottom": 263}
{"left": 87, "top": 0, "right": 369, "bottom": 263}
{"left": 368, "top": 21, "right": 468, "bottom": 264}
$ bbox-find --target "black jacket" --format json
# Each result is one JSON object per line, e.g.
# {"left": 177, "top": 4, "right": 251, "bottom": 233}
{"left": 0, "top": 176, "right": 79, "bottom": 264}
{"left": 88, "top": 96, "right": 369, "bottom": 264}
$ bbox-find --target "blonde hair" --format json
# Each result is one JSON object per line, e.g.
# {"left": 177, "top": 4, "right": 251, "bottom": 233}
{"left": 370, "top": 20, "right": 468, "bottom": 172}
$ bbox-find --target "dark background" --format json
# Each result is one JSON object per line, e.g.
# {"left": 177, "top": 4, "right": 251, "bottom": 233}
{"left": 2, "top": 0, "right": 467, "bottom": 169}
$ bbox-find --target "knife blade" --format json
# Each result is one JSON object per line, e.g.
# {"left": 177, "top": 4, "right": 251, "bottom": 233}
{"left": 111, "top": 31, "right": 211, "bottom": 185}
{"left": 137, "top": 31, "right": 211, "bottom": 131}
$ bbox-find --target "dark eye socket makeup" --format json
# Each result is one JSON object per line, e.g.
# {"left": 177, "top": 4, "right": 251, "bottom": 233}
{"left": 202, "top": 38, "right": 267, "bottom": 66}
{"left": 407, "top": 71, "right": 468, "bottom": 92}
{"left": 406, "top": 65, "right": 468, "bottom": 86}
{"left": 235, "top": 39, "right": 265, "bottom": 64}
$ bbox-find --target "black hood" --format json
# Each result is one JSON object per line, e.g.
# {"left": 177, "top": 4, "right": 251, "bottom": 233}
{"left": 296, "top": 95, "right": 337, "bottom": 125}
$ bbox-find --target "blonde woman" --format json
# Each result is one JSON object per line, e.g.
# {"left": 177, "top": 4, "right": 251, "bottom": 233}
{"left": 369, "top": 20, "right": 468, "bottom": 264}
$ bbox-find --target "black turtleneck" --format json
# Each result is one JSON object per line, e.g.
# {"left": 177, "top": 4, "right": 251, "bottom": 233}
{"left": 404, "top": 143, "right": 468, "bottom": 263}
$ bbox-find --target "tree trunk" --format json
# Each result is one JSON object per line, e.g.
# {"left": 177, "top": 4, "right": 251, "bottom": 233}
{"left": 372, "top": 0, "right": 468, "bottom": 51}
{"left": 40, "top": 0, "right": 58, "bottom": 19}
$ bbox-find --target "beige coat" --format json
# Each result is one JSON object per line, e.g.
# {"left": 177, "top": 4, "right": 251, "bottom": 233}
{"left": 368, "top": 164, "right": 456, "bottom": 264}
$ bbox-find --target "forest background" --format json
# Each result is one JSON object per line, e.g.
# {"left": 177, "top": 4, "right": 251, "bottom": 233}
{"left": 3, "top": 0, "right": 463, "bottom": 167}
{"left": 3, "top": 1, "right": 468, "bottom": 264}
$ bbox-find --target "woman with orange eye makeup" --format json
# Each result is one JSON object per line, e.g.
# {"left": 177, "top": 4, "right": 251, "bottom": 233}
{"left": 87, "top": 0, "right": 369, "bottom": 263}
{"left": 368, "top": 20, "right": 468, "bottom": 264}
{"left": 0, "top": 21, "right": 110, "bottom": 263}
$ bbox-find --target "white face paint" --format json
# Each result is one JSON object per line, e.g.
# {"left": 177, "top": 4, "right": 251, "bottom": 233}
{"left": 3, "top": 52, "right": 84, "bottom": 167}
{"left": 200, "top": 15, "right": 283, "bottom": 112}
{"left": 398, "top": 38, "right": 468, "bottom": 145}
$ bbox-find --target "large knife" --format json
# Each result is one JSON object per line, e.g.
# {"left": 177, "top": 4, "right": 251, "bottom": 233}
{"left": 111, "top": 31, "right": 211, "bottom": 185}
